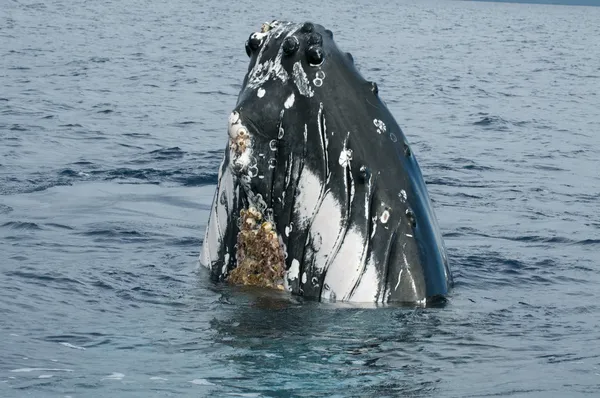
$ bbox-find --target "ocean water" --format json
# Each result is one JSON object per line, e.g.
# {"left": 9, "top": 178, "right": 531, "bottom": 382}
{"left": 1, "top": 0, "right": 599, "bottom": 396}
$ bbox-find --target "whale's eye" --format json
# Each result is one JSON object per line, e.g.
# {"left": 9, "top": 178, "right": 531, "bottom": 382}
{"left": 307, "top": 32, "right": 322, "bottom": 46}
{"left": 306, "top": 45, "right": 324, "bottom": 66}
{"left": 283, "top": 36, "right": 299, "bottom": 55}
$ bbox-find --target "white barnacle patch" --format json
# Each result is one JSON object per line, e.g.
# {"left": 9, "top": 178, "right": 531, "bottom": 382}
{"left": 339, "top": 148, "right": 353, "bottom": 168}
{"left": 284, "top": 93, "right": 295, "bottom": 109}
{"left": 313, "top": 71, "right": 326, "bottom": 87}
{"left": 373, "top": 119, "right": 387, "bottom": 134}
{"left": 269, "top": 139, "right": 277, "bottom": 151}
{"left": 292, "top": 61, "right": 314, "bottom": 97}
{"left": 399, "top": 190, "right": 407, "bottom": 202}
{"left": 380, "top": 209, "right": 390, "bottom": 224}
{"left": 260, "top": 22, "right": 272, "bottom": 33}
{"left": 228, "top": 113, "right": 254, "bottom": 175}
{"left": 338, "top": 133, "right": 353, "bottom": 168}
{"left": 257, "top": 88, "right": 266, "bottom": 98}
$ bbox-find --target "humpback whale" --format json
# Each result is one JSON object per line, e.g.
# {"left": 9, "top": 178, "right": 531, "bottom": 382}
{"left": 200, "top": 21, "right": 452, "bottom": 304}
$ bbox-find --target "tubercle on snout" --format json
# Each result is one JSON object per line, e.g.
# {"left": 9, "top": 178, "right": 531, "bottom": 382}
{"left": 244, "top": 20, "right": 327, "bottom": 67}
{"left": 244, "top": 20, "right": 381, "bottom": 105}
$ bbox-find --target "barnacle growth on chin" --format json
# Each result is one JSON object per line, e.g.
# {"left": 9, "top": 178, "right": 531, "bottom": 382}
{"left": 228, "top": 207, "right": 286, "bottom": 290}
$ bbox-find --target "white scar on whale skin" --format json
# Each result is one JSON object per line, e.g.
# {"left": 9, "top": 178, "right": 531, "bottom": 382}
{"left": 284, "top": 93, "right": 295, "bottom": 109}
{"left": 285, "top": 258, "right": 300, "bottom": 291}
{"left": 292, "top": 61, "right": 314, "bottom": 97}
{"left": 294, "top": 167, "right": 322, "bottom": 229}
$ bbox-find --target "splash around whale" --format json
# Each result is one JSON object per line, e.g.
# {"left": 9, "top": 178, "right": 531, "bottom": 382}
{"left": 200, "top": 20, "right": 452, "bottom": 305}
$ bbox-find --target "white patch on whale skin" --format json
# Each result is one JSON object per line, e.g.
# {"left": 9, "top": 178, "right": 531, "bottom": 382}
{"left": 338, "top": 148, "right": 353, "bottom": 168}
{"left": 394, "top": 269, "right": 403, "bottom": 291}
{"left": 373, "top": 119, "right": 386, "bottom": 134}
{"left": 306, "top": 190, "right": 343, "bottom": 276}
{"left": 228, "top": 111, "right": 240, "bottom": 126}
{"left": 285, "top": 259, "right": 300, "bottom": 290}
{"left": 200, "top": 158, "right": 230, "bottom": 267}
{"left": 399, "top": 189, "right": 407, "bottom": 202}
{"left": 216, "top": 166, "right": 234, "bottom": 235}
{"left": 322, "top": 225, "right": 366, "bottom": 301}
{"left": 292, "top": 61, "right": 314, "bottom": 97}
{"left": 257, "top": 88, "right": 266, "bottom": 98}
{"left": 284, "top": 93, "right": 295, "bottom": 109}
{"left": 349, "top": 206, "right": 384, "bottom": 302}
{"left": 294, "top": 167, "right": 322, "bottom": 229}
{"left": 284, "top": 224, "right": 293, "bottom": 237}
{"left": 349, "top": 256, "right": 380, "bottom": 302}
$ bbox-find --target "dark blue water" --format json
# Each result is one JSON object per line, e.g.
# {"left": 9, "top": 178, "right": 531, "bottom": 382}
{"left": 2, "top": 0, "right": 600, "bottom": 396}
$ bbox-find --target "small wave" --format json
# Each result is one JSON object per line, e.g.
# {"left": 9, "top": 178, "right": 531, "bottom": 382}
{"left": 0, "top": 204, "right": 14, "bottom": 214}
{"left": 60, "top": 342, "right": 86, "bottom": 350}
{"left": 1, "top": 221, "right": 42, "bottom": 230}
{"left": 173, "top": 121, "right": 197, "bottom": 127}
{"left": 178, "top": 173, "right": 218, "bottom": 186}
{"left": 473, "top": 115, "right": 508, "bottom": 126}
{"left": 148, "top": 147, "right": 186, "bottom": 160}
{"left": 5, "top": 271, "right": 86, "bottom": 287}
{"left": 102, "top": 372, "right": 125, "bottom": 380}
{"left": 89, "top": 57, "right": 110, "bottom": 63}
{"left": 44, "top": 223, "right": 74, "bottom": 230}
{"left": 84, "top": 228, "right": 145, "bottom": 238}
{"left": 578, "top": 239, "right": 600, "bottom": 245}
{"left": 10, "top": 124, "right": 28, "bottom": 131}
{"left": 10, "top": 368, "right": 74, "bottom": 373}
{"left": 189, "top": 378, "right": 215, "bottom": 385}
{"left": 59, "top": 168, "right": 89, "bottom": 177}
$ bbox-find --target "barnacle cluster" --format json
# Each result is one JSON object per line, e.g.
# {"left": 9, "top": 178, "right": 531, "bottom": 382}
{"left": 230, "top": 126, "right": 250, "bottom": 156}
{"left": 228, "top": 207, "right": 285, "bottom": 290}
